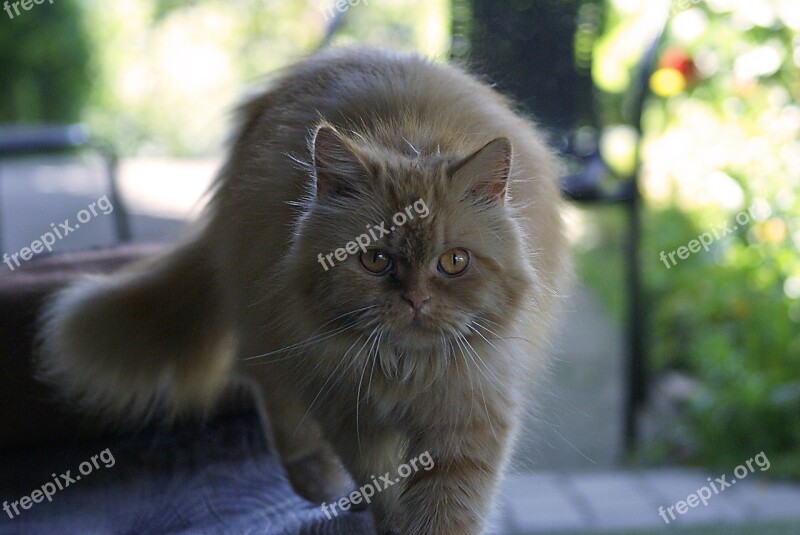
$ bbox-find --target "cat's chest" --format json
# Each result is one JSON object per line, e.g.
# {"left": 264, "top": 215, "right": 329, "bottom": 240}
{"left": 367, "top": 368, "right": 466, "bottom": 424}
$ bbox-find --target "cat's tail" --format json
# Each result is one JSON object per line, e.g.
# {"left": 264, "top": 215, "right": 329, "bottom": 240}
{"left": 36, "top": 237, "right": 236, "bottom": 423}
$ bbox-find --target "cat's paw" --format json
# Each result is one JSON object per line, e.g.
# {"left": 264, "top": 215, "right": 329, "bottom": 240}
{"left": 284, "top": 450, "right": 353, "bottom": 504}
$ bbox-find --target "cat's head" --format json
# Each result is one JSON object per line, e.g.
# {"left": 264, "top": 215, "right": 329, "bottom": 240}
{"left": 289, "top": 124, "right": 537, "bottom": 357}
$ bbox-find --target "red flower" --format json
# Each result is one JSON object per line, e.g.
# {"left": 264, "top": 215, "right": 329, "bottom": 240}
{"left": 660, "top": 48, "right": 698, "bottom": 83}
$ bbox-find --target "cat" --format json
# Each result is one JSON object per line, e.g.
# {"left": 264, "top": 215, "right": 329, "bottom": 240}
{"left": 37, "top": 47, "right": 567, "bottom": 535}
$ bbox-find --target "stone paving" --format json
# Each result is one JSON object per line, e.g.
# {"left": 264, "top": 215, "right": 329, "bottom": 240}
{"left": 496, "top": 469, "right": 800, "bottom": 533}
{"left": 510, "top": 282, "right": 625, "bottom": 473}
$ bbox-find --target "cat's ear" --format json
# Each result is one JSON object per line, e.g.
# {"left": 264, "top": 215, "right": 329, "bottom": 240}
{"left": 451, "top": 137, "right": 512, "bottom": 205}
{"left": 312, "top": 125, "right": 371, "bottom": 198}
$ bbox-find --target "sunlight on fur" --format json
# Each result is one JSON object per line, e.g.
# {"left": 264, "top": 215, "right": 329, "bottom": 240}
{"left": 37, "top": 47, "right": 568, "bottom": 535}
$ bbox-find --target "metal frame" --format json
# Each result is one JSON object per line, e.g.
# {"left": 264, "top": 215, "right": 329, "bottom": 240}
{"left": 0, "top": 124, "right": 131, "bottom": 253}
{"left": 561, "top": 23, "right": 666, "bottom": 451}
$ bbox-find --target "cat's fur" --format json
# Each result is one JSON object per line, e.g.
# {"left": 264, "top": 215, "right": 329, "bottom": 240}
{"left": 37, "top": 47, "right": 566, "bottom": 534}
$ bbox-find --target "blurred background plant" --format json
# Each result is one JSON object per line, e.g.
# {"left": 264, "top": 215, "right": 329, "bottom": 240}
{"left": 3, "top": 0, "right": 449, "bottom": 156}
{"left": 580, "top": 0, "right": 800, "bottom": 477}
{"left": 0, "top": 0, "right": 92, "bottom": 123}
{"left": 2, "top": 0, "right": 798, "bottom": 478}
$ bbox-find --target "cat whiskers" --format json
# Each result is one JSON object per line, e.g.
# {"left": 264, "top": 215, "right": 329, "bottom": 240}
{"left": 467, "top": 322, "right": 506, "bottom": 356}
{"left": 472, "top": 317, "right": 538, "bottom": 350}
{"left": 441, "top": 328, "right": 475, "bottom": 439}
{"left": 356, "top": 327, "right": 383, "bottom": 455}
{"left": 451, "top": 330, "right": 497, "bottom": 440}
{"left": 241, "top": 305, "right": 377, "bottom": 363}
{"left": 241, "top": 324, "right": 353, "bottom": 365}
{"left": 293, "top": 324, "right": 379, "bottom": 437}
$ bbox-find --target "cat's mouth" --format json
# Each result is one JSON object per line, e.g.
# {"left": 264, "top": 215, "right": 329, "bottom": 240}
{"left": 407, "top": 312, "right": 426, "bottom": 328}
{"left": 385, "top": 314, "right": 471, "bottom": 349}
{"left": 396, "top": 321, "right": 435, "bottom": 340}
{"left": 340, "top": 305, "right": 472, "bottom": 351}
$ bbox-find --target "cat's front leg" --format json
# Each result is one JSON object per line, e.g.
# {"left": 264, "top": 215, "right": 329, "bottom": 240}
{"left": 398, "top": 412, "right": 513, "bottom": 535}
{"left": 259, "top": 381, "right": 354, "bottom": 503}
{"left": 320, "top": 416, "right": 406, "bottom": 533}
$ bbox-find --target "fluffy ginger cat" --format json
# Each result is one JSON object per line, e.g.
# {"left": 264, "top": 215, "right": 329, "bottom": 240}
{"left": 38, "top": 47, "right": 566, "bottom": 534}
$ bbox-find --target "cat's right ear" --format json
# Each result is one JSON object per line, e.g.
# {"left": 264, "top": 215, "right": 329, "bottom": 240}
{"left": 450, "top": 137, "right": 512, "bottom": 206}
{"left": 312, "top": 125, "right": 371, "bottom": 198}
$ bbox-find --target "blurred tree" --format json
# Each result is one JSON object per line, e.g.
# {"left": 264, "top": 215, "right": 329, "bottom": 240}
{"left": 3, "top": 0, "right": 448, "bottom": 155}
{"left": 0, "top": 0, "right": 92, "bottom": 123}
{"left": 76, "top": 0, "right": 447, "bottom": 156}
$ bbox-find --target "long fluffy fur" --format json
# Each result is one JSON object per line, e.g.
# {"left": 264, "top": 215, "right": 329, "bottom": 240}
{"left": 37, "top": 239, "right": 236, "bottom": 420}
{"left": 37, "top": 47, "right": 567, "bottom": 534}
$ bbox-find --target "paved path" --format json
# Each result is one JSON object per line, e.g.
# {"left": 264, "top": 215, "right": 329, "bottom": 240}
{"left": 496, "top": 469, "right": 800, "bottom": 533}
{"left": 510, "top": 282, "right": 625, "bottom": 473}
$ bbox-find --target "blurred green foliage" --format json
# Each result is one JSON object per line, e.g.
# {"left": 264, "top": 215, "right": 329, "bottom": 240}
{"left": 2, "top": 0, "right": 446, "bottom": 155}
{"left": 0, "top": 0, "right": 92, "bottom": 122}
{"left": 578, "top": 0, "right": 800, "bottom": 477}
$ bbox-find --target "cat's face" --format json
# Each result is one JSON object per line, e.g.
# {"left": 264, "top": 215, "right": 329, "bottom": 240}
{"left": 292, "top": 126, "right": 535, "bottom": 355}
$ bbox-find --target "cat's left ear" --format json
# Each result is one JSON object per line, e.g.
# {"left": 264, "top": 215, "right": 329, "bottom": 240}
{"left": 312, "top": 125, "right": 371, "bottom": 199}
{"left": 451, "top": 137, "right": 512, "bottom": 206}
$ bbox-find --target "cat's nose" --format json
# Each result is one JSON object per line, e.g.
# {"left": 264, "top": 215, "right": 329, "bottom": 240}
{"left": 402, "top": 291, "right": 430, "bottom": 312}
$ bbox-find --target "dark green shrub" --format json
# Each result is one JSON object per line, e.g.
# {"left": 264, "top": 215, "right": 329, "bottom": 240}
{"left": 0, "top": 0, "right": 92, "bottom": 123}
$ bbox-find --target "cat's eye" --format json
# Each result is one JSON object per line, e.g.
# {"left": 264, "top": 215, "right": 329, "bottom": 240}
{"left": 438, "top": 248, "right": 470, "bottom": 276}
{"left": 360, "top": 250, "right": 393, "bottom": 275}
